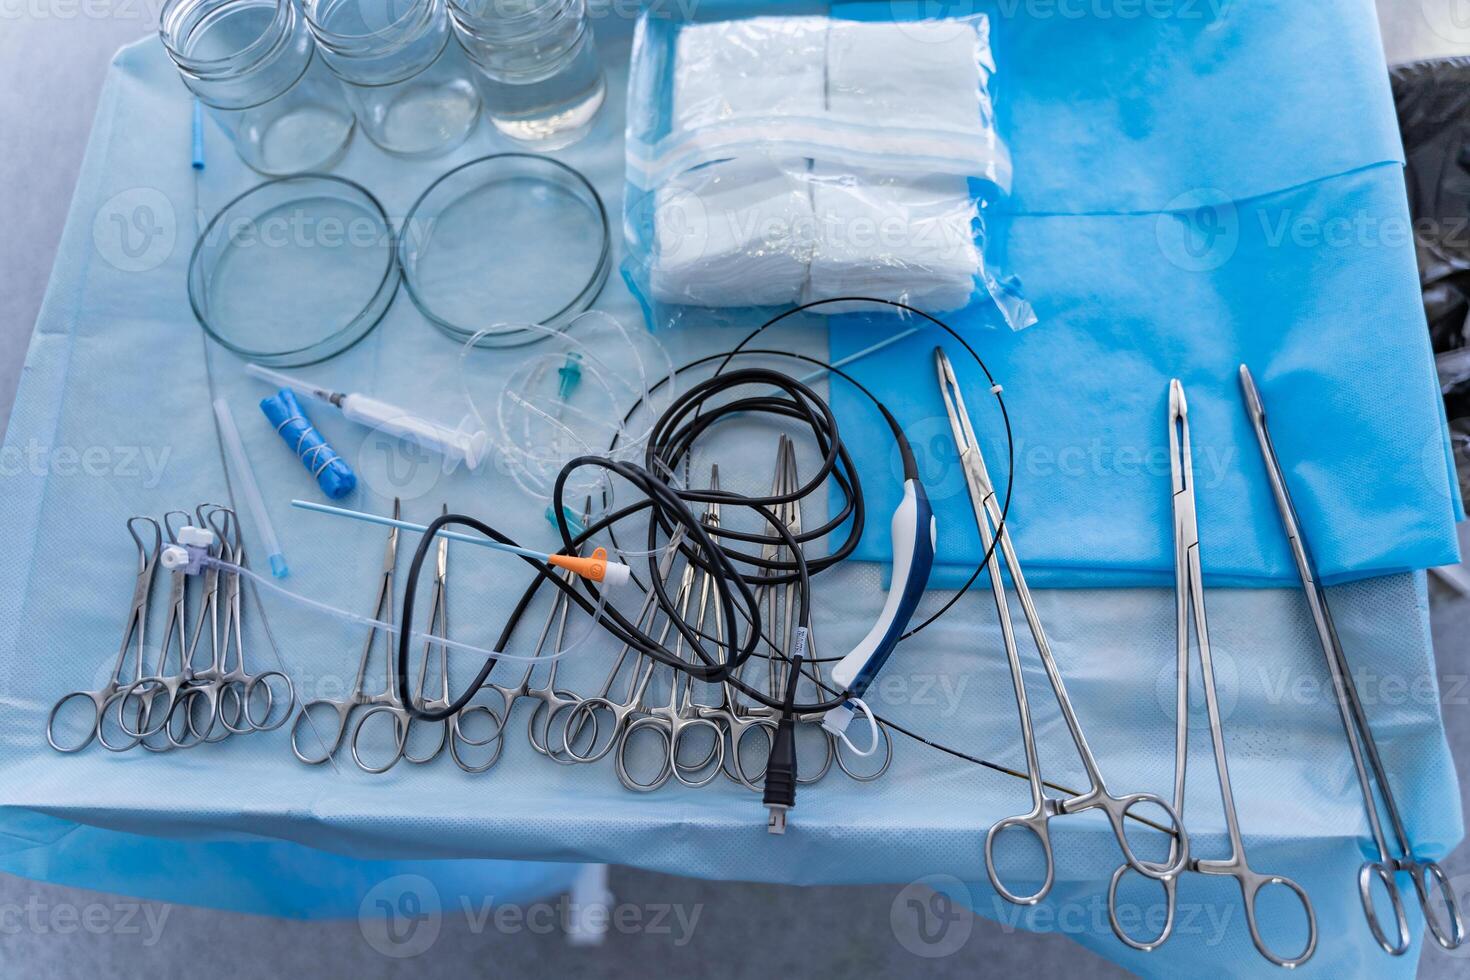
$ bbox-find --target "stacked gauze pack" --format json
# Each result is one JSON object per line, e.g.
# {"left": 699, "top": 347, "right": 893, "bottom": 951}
{"left": 650, "top": 17, "right": 827, "bottom": 307}
{"left": 650, "top": 15, "right": 996, "bottom": 313}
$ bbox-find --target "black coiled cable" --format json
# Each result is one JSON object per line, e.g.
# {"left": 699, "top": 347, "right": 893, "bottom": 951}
{"left": 394, "top": 299, "right": 1012, "bottom": 725}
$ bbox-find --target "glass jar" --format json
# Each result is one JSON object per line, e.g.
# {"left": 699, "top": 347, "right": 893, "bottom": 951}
{"left": 160, "top": 0, "right": 356, "bottom": 175}
{"left": 304, "top": 0, "right": 481, "bottom": 157}
{"left": 449, "top": 0, "right": 605, "bottom": 149}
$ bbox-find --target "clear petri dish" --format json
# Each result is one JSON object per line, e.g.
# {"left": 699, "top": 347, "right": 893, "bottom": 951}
{"left": 398, "top": 153, "right": 611, "bottom": 347}
{"left": 188, "top": 175, "right": 400, "bottom": 366}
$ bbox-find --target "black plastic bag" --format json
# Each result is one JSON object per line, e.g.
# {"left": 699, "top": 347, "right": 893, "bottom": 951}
{"left": 1392, "top": 58, "right": 1470, "bottom": 499}
{"left": 1392, "top": 57, "right": 1470, "bottom": 353}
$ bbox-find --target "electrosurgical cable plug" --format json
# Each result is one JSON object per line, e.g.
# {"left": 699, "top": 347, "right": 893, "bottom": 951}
{"left": 160, "top": 525, "right": 216, "bottom": 574}
{"left": 763, "top": 634, "right": 808, "bottom": 835}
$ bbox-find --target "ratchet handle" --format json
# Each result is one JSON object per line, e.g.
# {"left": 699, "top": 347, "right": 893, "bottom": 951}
{"left": 1107, "top": 861, "right": 1178, "bottom": 952}
{"left": 985, "top": 810, "right": 1056, "bottom": 906}
{"left": 1406, "top": 859, "right": 1467, "bottom": 951}
{"left": 1358, "top": 860, "right": 1412, "bottom": 956}
{"left": 826, "top": 480, "right": 935, "bottom": 711}
{"left": 1231, "top": 867, "right": 1317, "bottom": 968}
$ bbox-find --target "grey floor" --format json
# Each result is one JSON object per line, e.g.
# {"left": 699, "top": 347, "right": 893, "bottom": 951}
{"left": 1, "top": 2, "right": 1467, "bottom": 977}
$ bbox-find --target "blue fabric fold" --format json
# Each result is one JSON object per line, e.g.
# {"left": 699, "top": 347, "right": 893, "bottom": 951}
{"left": 833, "top": 165, "right": 1461, "bottom": 587}
{"left": 0, "top": 815, "right": 579, "bottom": 921}
{"left": 992, "top": 0, "right": 1405, "bottom": 214}
{"left": 830, "top": 0, "right": 1460, "bottom": 586}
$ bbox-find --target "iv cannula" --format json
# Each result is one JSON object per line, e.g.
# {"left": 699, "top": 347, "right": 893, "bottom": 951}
{"left": 291, "top": 500, "right": 632, "bottom": 586}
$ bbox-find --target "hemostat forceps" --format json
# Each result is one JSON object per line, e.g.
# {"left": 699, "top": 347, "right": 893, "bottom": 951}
{"left": 213, "top": 527, "right": 295, "bottom": 736}
{"left": 159, "top": 505, "right": 232, "bottom": 748}
{"left": 47, "top": 517, "right": 161, "bottom": 753}
{"left": 606, "top": 555, "right": 705, "bottom": 791}
{"left": 622, "top": 471, "right": 728, "bottom": 790}
{"left": 936, "top": 348, "right": 1188, "bottom": 906}
{"left": 1107, "top": 380, "right": 1315, "bottom": 967}
{"left": 121, "top": 514, "right": 193, "bottom": 749}
{"left": 355, "top": 505, "right": 500, "bottom": 773}
{"left": 472, "top": 501, "right": 597, "bottom": 770}
{"left": 161, "top": 504, "right": 249, "bottom": 748}
{"left": 476, "top": 564, "right": 582, "bottom": 771}
{"left": 291, "top": 498, "right": 403, "bottom": 767}
{"left": 1241, "top": 365, "right": 1465, "bottom": 955}
{"left": 757, "top": 439, "right": 836, "bottom": 784}
{"left": 421, "top": 515, "right": 504, "bottom": 772}
{"left": 112, "top": 511, "right": 196, "bottom": 750}
{"left": 519, "top": 568, "right": 590, "bottom": 763}
{"left": 693, "top": 467, "right": 780, "bottom": 790}
{"left": 556, "top": 526, "right": 689, "bottom": 775}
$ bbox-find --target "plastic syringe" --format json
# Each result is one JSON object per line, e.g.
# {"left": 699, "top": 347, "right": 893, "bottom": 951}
{"left": 245, "top": 363, "right": 488, "bottom": 470}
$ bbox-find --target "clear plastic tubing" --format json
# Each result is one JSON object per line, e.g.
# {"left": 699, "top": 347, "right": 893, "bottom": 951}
{"left": 303, "top": 0, "right": 482, "bottom": 157}
{"left": 159, "top": 0, "right": 356, "bottom": 175}
{"left": 448, "top": 0, "right": 605, "bottom": 149}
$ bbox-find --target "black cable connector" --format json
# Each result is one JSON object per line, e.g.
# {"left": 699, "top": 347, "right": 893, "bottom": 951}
{"left": 763, "top": 640, "right": 807, "bottom": 834}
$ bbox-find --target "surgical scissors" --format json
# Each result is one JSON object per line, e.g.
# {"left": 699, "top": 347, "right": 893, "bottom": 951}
{"left": 1240, "top": 365, "right": 1465, "bottom": 954}
{"left": 47, "top": 516, "right": 161, "bottom": 753}
{"left": 1107, "top": 380, "right": 1315, "bottom": 966}
{"left": 291, "top": 498, "right": 404, "bottom": 767}
{"left": 937, "top": 348, "right": 1188, "bottom": 905}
